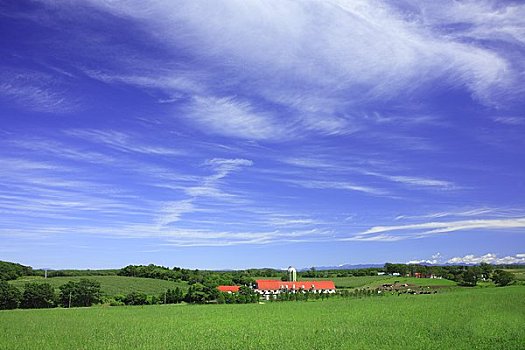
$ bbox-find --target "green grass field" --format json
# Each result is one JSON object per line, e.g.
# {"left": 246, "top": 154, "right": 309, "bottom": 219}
{"left": 9, "top": 276, "right": 189, "bottom": 296}
{"left": 303, "top": 275, "right": 457, "bottom": 288}
{"left": 505, "top": 268, "right": 525, "bottom": 281}
{"left": 1, "top": 286, "right": 523, "bottom": 349}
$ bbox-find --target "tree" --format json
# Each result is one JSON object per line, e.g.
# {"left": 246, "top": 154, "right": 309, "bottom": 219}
{"left": 185, "top": 283, "right": 208, "bottom": 303}
{"left": 238, "top": 285, "right": 258, "bottom": 303}
{"left": 21, "top": 283, "right": 55, "bottom": 308}
{"left": 384, "top": 263, "right": 408, "bottom": 276}
{"left": 458, "top": 269, "right": 478, "bottom": 287}
{"left": 59, "top": 281, "right": 76, "bottom": 307}
{"left": 59, "top": 279, "right": 102, "bottom": 307}
{"left": 0, "top": 280, "right": 21, "bottom": 309}
{"left": 217, "top": 292, "right": 226, "bottom": 304}
{"left": 175, "top": 287, "right": 184, "bottom": 303}
{"left": 0, "top": 261, "right": 33, "bottom": 281}
{"left": 163, "top": 287, "right": 184, "bottom": 304}
{"left": 123, "top": 291, "right": 148, "bottom": 305}
{"left": 492, "top": 270, "right": 515, "bottom": 287}
{"left": 75, "top": 279, "right": 102, "bottom": 306}
{"left": 479, "top": 262, "right": 493, "bottom": 280}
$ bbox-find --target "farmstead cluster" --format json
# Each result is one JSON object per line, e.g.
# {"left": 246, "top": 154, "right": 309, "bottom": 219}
{"left": 218, "top": 266, "right": 336, "bottom": 300}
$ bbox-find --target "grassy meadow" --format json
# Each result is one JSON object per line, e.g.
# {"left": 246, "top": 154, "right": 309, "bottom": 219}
{"left": 1, "top": 286, "right": 523, "bottom": 349}
{"left": 504, "top": 268, "right": 525, "bottom": 281}
{"left": 9, "top": 275, "right": 189, "bottom": 296}
{"left": 303, "top": 275, "right": 457, "bottom": 289}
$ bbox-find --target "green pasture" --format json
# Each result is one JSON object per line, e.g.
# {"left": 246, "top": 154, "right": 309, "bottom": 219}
{"left": 505, "top": 268, "right": 525, "bottom": 281}
{"left": 1, "top": 286, "right": 523, "bottom": 349}
{"left": 303, "top": 275, "right": 457, "bottom": 288}
{"left": 9, "top": 275, "right": 189, "bottom": 296}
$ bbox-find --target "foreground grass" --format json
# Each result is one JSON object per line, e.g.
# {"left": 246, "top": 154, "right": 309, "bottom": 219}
{"left": 9, "top": 276, "right": 189, "bottom": 296}
{"left": 1, "top": 286, "right": 523, "bottom": 349}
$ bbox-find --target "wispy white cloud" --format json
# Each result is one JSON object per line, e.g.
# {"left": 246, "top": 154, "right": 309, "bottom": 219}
{"left": 0, "top": 222, "right": 329, "bottom": 247}
{"left": 268, "top": 217, "right": 320, "bottom": 227}
{"left": 287, "top": 179, "right": 388, "bottom": 196}
{"left": 355, "top": 217, "right": 525, "bottom": 241}
{"left": 7, "top": 138, "right": 115, "bottom": 165}
{"left": 83, "top": 69, "right": 203, "bottom": 96}
{"left": 492, "top": 116, "right": 525, "bottom": 125}
{"left": 205, "top": 158, "right": 254, "bottom": 177}
{"left": 0, "top": 168, "right": 154, "bottom": 224}
{"left": 155, "top": 158, "right": 253, "bottom": 227}
{"left": 395, "top": 208, "right": 525, "bottom": 221}
{"left": 156, "top": 200, "right": 196, "bottom": 226}
{"left": 0, "top": 69, "right": 77, "bottom": 113}
{"left": 280, "top": 157, "right": 339, "bottom": 170}
{"left": 64, "top": 129, "right": 184, "bottom": 156}
{"left": 342, "top": 234, "right": 405, "bottom": 242}
{"left": 33, "top": 0, "right": 524, "bottom": 138}
{"left": 183, "top": 96, "right": 285, "bottom": 140}
{"left": 414, "top": 1, "right": 525, "bottom": 46}
{"left": 364, "top": 172, "right": 455, "bottom": 190}
{"left": 279, "top": 156, "right": 454, "bottom": 191}
{"left": 383, "top": 176, "right": 452, "bottom": 188}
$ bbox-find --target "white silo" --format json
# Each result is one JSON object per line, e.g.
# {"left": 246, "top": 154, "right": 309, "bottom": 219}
{"left": 287, "top": 266, "right": 297, "bottom": 282}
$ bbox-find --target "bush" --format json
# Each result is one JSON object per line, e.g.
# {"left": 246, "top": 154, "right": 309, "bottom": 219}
{"left": 458, "top": 270, "right": 478, "bottom": 287}
{"left": 109, "top": 298, "right": 125, "bottom": 306}
{"left": 21, "top": 283, "right": 56, "bottom": 308}
{"left": 492, "top": 270, "right": 515, "bottom": 287}
{"left": 0, "top": 280, "right": 22, "bottom": 309}
{"left": 123, "top": 291, "right": 148, "bottom": 305}
{"left": 161, "top": 287, "right": 184, "bottom": 304}
{"left": 59, "top": 279, "right": 102, "bottom": 307}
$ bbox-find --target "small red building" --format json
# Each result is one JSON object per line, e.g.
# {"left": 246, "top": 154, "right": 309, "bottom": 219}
{"left": 217, "top": 285, "right": 240, "bottom": 293}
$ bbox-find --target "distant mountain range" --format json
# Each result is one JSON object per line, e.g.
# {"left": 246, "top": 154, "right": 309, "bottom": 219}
{"left": 299, "top": 264, "right": 385, "bottom": 271}
{"left": 300, "top": 262, "right": 525, "bottom": 271}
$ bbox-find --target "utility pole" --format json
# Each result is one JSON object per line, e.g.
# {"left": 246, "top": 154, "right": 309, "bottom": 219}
{"left": 164, "top": 291, "right": 167, "bottom": 305}
{"left": 68, "top": 291, "right": 72, "bottom": 309}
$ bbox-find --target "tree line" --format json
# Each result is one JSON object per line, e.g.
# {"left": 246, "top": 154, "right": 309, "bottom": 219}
{"left": 0, "top": 280, "right": 260, "bottom": 310}
{"left": 117, "top": 264, "right": 273, "bottom": 286}
{"left": 0, "top": 279, "right": 102, "bottom": 310}
{"left": 0, "top": 261, "right": 33, "bottom": 281}
{"left": 383, "top": 262, "right": 515, "bottom": 287}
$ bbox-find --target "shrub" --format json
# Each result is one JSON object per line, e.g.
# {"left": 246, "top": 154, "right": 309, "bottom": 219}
{"left": 492, "top": 270, "right": 515, "bottom": 287}
{"left": 123, "top": 292, "right": 148, "bottom": 305}
{"left": 59, "top": 279, "right": 102, "bottom": 307}
{"left": 0, "top": 281, "right": 22, "bottom": 309}
{"left": 21, "top": 283, "right": 56, "bottom": 308}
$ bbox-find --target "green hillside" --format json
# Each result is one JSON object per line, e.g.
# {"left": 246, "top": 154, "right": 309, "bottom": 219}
{"left": 9, "top": 276, "right": 189, "bottom": 296}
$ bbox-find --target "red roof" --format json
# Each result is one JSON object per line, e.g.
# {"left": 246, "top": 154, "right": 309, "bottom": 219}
{"left": 255, "top": 280, "right": 335, "bottom": 291}
{"left": 217, "top": 285, "right": 240, "bottom": 293}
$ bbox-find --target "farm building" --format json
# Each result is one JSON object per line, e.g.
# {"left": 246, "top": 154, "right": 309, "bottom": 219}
{"left": 217, "top": 280, "right": 336, "bottom": 300}
{"left": 217, "top": 285, "right": 240, "bottom": 293}
{"left": 255, "top": 279, "right": 336, "bottom": 300}
{"left": 216, "top": 267, "right": 336, "bottom": 300}
{"left": 413, "top": 272, "right": 441, "bottom": 279}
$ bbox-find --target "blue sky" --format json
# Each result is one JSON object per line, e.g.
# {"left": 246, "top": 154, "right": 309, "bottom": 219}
{"left": 1, "top": 0, "right": 525, "bottom": 269}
